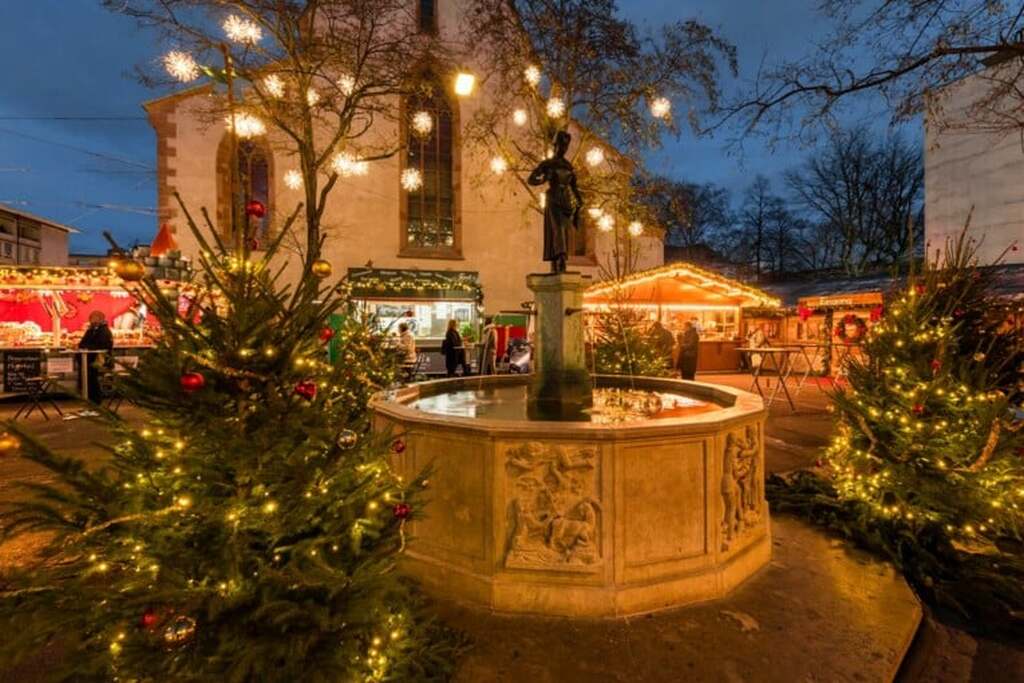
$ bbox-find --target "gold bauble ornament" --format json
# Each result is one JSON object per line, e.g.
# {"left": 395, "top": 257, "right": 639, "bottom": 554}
{"left": 162, "top": 614, "right": 197, "bottom": 646}
{"left": 311, "top": 259, "right": 333, "bottom": 278}
{"left": 336, "top": 429, "right": 358, "bottom": 450}
{"left": 0, "top": 433, "right": 19, "bottom": 454}
{"left": 115, "top": 259, "right": 146, "bottom": 282}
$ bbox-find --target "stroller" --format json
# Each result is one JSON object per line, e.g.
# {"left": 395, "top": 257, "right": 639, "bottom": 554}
{"left": 505, "top": 337, "right": 531, "bottom": 374}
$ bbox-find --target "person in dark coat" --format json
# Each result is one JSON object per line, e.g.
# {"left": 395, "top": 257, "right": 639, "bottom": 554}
{"left": 676, "top": 321, "right": 700, "bottom": 381}
{"left": 441, "top": 319, "right": 470, "bottom": 377}
{"left": 650, "top": 321, "right": 675, "bottom": 368}
{"left": 78, "top": 310, "right": 114, "bottom": 402}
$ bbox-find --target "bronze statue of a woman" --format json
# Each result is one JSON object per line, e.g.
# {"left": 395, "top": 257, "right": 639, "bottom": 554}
{"left": 528, "top": 130, "right": 583, "bottom": 273}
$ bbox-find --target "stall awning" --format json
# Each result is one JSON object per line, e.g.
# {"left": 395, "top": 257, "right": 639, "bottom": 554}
{"left": 584, "top": 263, "right": 781, "bottom": 308}
{"left": 347, "top": 268, "right": 482, "bottom": 302}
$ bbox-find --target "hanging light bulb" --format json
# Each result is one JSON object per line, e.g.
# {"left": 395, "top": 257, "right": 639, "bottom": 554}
{"left": 284, "top": 169, "right": 303, "bottom": 190}
{"left": 163, "top": 51, "right": 199, "bottom": 83}
{"left": 225, "top": 112, "right": 266, "bottom": 138}
{"left": 490, "top": 156, "right": 508, "bottom": 174}
{"left": 628, "top": 221, "right": 644, "bottom": 237}
{"left": 223, "top": 14, "right": 262, "bottom": 44}
{"left": 512, "top": 109, "right": 528, "bottom": 126}
{"left": 338, "top": 74, "right": 357, "bottom": 96}
{"left": 306, "top": 87, "right": 320, "bottom": 106}
{"left": 524, "top": 65, "right": 541, "bottom": 87}
{"left": 411, "top": 111, "right": 433, "bottom": 137}
{"left": 453, "top": 72, "right": 476, "bottom": 96}
{"left": 650, "top": 96, "right": 671, "bottom": 120}
{"left": 263, "top": 74, "right": 285, "bottom": 98}
{"left": 546, "top": 96, "right": 565, "bottom": 118}
{"left": 401, "top": 168, "right": 423, "bottom": 191}
{"left": 585, "top": 147, "right": 605, "bottom": 167}
{"left": 332, "top": 152, "right": 368, "bottom": 177}
{"left": 597, "top": 214, "right": 615, "bottom": 232}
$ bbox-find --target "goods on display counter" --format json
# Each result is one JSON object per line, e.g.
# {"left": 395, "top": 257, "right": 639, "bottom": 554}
{"left": 583, "top": 263, "right": 781, "bottom": 371}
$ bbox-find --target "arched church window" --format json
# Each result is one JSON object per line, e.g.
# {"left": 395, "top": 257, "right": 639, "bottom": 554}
{"left": 216, "top": 137, "right": 272, "bottom": 240}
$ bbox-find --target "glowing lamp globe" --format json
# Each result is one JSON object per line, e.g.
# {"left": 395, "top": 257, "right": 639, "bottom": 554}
{"left": 311, "top": 259, "right": 333, "bottom": 278}
{"left": 453, "top": 72, "right": 476, "bottom": 97}
{"left": 115, "top": 260, "right": 146, "bottom": 282}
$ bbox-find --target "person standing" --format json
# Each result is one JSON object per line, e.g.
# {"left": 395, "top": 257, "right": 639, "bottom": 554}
{"left": 480, "top": 317, "right": 499, "bottom": 375}
{"left": 441, "top": 319, "right": 470, "bottom": 378}
{"left": 676, "top": 321, "right": 700, "bottom": 381}
{"left": 78, "top": 310, "right": 114, "bottom": 403}
{"left": 398, "top": 322, "right": 417, "bottom": 379}
{"left": 650, "top": 320, "right": 675, "bottom": 368}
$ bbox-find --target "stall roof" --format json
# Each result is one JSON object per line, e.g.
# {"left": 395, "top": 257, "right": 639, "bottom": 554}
{"left": 762, "top": 263, "right": 1024, "bottom": 307}
{"left": 585, "top": 262, "right": 781, "bottom": 308}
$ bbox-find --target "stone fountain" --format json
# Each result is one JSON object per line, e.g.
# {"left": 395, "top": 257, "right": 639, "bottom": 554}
{"left": 371, "top": 133, "right": 769, "bottom": 617}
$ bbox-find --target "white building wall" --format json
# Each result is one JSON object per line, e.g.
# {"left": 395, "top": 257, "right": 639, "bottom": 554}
{"left": 925, "top": 66, "right": 1024, "bottom": 265}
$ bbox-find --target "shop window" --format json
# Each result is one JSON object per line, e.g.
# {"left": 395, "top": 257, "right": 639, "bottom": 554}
{"left": 402, "top": 74, "right": 459, "bottom": 257}
{"left": 362, "top": 299, "right": 476, "bottom": 340}
{"left": 216, "top": 136, "right": 273, "bottom": 240}
{"left": 418, "top": 0, "right": 437, "bottom": 33}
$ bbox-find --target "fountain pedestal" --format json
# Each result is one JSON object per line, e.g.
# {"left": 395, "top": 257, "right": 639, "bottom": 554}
{"left": 526, "top": 272, "right": 592, "bottom": 420}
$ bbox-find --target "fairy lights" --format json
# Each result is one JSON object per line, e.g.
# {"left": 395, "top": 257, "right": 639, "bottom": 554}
{"left": 512, "top": 109, "right": 528, "bottom": 126}
{"left": 400, "top": 168, "right": 423, "bottom": 191}
{"left": 284, "top": 169, "right": 303, "bottom": 190}
{"left": 545, "top": 96, "right": 566, "bottom": 118}
{"left": 650, "top": 96, "right": 671, "bottom": 119}
{"left": 223, "top": 14, "right": 262, "bottom": 44}
{"left": 628, "top": 220, "right": 644, "bottom": 237}
{"left": 585, "top": 146, "right": 605, "bottom": 167}
{"left": 489, "top": 156, "right": 508, "bottom": 174}
{"left": 597, "top": 214, "right": 614, "bottom": 232}
{"left": 524, "top": 64, "right": 541, "bottom": 87}
{"left": 338, "top": 73, "right": 357, "bottom": 96}
{"left": 263, "top": 74, "right": 285, "bottom": 98}
{"left": 163, "top": 51, "right": 199, "bottom": 83}
{"left": 331, "top": 152, "right": 369, "bottom": 177}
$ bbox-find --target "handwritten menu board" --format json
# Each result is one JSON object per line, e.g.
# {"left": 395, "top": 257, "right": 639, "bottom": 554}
{"left": 3, "top": 351, "right": 42, "bottom": 393}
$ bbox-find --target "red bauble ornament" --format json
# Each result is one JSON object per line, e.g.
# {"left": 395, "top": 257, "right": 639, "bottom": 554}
{"left": 930, "top": 359, "right": 942, "bottom": 373}
{"left": 391, "top": 439, "right": 406, "bottom": 454}
{"left": 294, "top": 380, "right": 317, "bottom": 401}
{"left": 393, "top": 503, "right": 411, "bottom": 520}
{"left": 180, "top": 372, "right": 205, "bottom": 393}
{"left": 912, "top": 403, "right": 925, "bottom": 416}
{"left": 914, "top": 284, "right": 926, "bottom": 296}
{"left": 245, "top": 200, "right": 266, "bottom": 218}
{"left": 318, "top": 327, "right": 335, "bottom": 343}
{"left": 140, "top": 608, "right": 159, "bottom": 630}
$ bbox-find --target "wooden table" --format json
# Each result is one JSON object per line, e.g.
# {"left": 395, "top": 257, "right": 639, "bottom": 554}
{"left": 737, "top": 346, "right": 798, "bottom": 411}
{"left": 785, "top": 343, "right": 828, "bottom": 395}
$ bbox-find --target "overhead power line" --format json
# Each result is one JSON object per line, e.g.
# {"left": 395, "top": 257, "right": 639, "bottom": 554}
{"left": 0, "top": 126, "right": 153, "bottom": 170}
{"left": 0, "top": 116, "right": 147, "bottom": 121}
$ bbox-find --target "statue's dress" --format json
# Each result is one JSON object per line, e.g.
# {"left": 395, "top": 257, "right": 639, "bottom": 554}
{"left": 540, "top": 159, "right": 577, "bottom": 263}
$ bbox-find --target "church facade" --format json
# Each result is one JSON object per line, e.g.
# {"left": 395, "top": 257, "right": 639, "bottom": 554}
{"left": 143, "top": 1, "right": 663, "bottom": 341}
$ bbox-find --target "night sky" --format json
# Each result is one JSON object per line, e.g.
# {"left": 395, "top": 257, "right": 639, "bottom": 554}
{"left": 0, "top": 0, "right": 916, "bottom": 253}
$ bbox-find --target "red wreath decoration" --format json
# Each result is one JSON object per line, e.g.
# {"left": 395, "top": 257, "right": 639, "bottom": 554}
{"left": 797, "top": 305, "right": 813, "bottom": 322}
{"left": 834, "top": 313, "right": 867, "bottom": 345}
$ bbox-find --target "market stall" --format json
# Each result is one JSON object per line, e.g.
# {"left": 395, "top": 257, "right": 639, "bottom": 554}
{"left": 583, "top": 263, "right": 781, "bottom": 372}
{"left": 0, "top": 264, "right": 190, "bottom": 396}
{"left": 347, "top": 268, "right": 484, "bottom": 375}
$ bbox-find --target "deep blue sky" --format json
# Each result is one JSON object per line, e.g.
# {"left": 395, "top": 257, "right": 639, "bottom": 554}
{"left": 0, "top": 0, "right": 918, "bottom": 253}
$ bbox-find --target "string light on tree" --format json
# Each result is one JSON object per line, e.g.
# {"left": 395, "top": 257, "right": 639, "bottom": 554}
{"left": 401, "top": 168, "right": 423, "bottom": 192}
{"left": 225, "top": 112, "right": 267, "bottom": 138}
{"left": 628, "top": 221, "right": 644, "bottom": 237}
{"left": 338, "top": 73, "right": 356, "bottom": 96}
{"left": 306, "top": 87, "right": 320, "bottom": 106}
{"left": 222, "top": 14, "right": 262, "bottom": 44}
{"left": 597, "top": 214, "right": 615, "bottom": 232}
{"left": 649, "top": 96, "right": 672, "bottom": 120}
{"left": 162, "top": 51, "right": 199, "bottom": 83}
{"left": 284, "top": 169, "right": 303, "bottom": 190}
{"left": 524, "top": 64, "right": 541, "bottom": 87}
{"left": 546, "top": 96, "right": 566, "bottom": 118}
{"left": 411, "top": 111, "right": 433, "bottom": 137}
{"left": 512, "top": 108, "right": 528, "bottom": 126}
{"left": 331, "top": 152, "right": 369, "bottom": 177}
{"left": 489, "top": 156, "right": 508, "bottom": 174}
{"left": 585, "top": 147, "right": 605, "bottom": 167}
{"left": 263, "top": 74, "right": 285, "bottom": 98}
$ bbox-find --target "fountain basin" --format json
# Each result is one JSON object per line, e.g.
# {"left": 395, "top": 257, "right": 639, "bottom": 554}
{"left": 372, "top": 374, "right": 770, "bottom": 617}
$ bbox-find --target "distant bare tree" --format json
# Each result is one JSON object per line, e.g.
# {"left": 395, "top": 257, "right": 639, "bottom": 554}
{"left": 635, "top": 176, "right": 732, "bottom": 249}
{"left": 719, "top": 1, "right": 1024, "bottom": 142}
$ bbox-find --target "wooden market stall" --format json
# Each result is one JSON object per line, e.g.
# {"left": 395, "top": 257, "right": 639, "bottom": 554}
{"left": 583, "top": 263, "right": 782, "bottom": 371}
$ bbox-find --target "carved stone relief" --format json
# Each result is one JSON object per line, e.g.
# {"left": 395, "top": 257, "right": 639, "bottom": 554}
{"left": 721, "top": 425, "right": 763, "bottom": 551}
{"left": 504, "top": 442, "right": 601, "bottom": 572}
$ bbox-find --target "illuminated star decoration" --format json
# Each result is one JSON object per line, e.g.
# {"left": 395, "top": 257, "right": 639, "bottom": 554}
{"left": 223, "top": 14, "right": 263, "bottom": 44}
{"left": 524, "top": 65, "right": 541, "bottom": 87}
{"left": 401, "top": 168, "right": 423, "bottom": 192}
{"left": 225, "top": 113, "right": 266, "bottom": 138}
{"left": 411, "top": 111, "right": 433, "bottom": 137}
{"left": 585, "top": 147, "right": 605, "bottom": 167}
{"left": 332, "top": 153, "right": 369, "bottom": 177}
{"left": 597, "top": 214, "right": 615, "bottom": 232}
{"left": 512, "top": 109, "right": 528, "bottom": 126}
{"left": 338, "top": 74, "right": 357, "bottom": 96}
{"left": 628, "top": 221, "right": 644, "bottom": 237}
{"left": 284, "top": 170, "right": 303, "bottom": 190}
{"left": 163, "top": 51, "right": 199, "bottom": 83}
{"left": 650, "top": 96, "right": 671, "bottom": 120}
{"left": 306, "top": 87, "right": 320, "bottom": 106}
{"left": 490, "top": 156, "right": 508, "bottom": 174}
{"left": 546, "top": 97, "right": 565, "bottom": 119}
{"left": 263, "top": 74, "right": 285, "bottom": 98}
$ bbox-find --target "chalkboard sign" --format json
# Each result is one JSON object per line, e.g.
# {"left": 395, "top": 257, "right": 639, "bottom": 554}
{"left": 3, "top": 351, "right": 43, "bottom": 393}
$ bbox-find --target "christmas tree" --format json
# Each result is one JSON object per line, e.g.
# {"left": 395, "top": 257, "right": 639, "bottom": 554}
{"left": 591, "top": 303, "right": 674, "bottom": 378}
{"left": 0, "top": 198, "right": 457, "bottom": 680}
{"left": 769, "top": 232, "right": 1024, "bottom": 633}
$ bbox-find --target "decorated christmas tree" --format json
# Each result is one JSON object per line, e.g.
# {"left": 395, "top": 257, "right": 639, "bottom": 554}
{"left": 770, "top": 232, "right": 1024, "bottom": 633}
{"left": 591, "top": 302, "right": 674, "bottom": 378}
{"left": 0, "top": 198, "right": 456, "bottom": 680}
